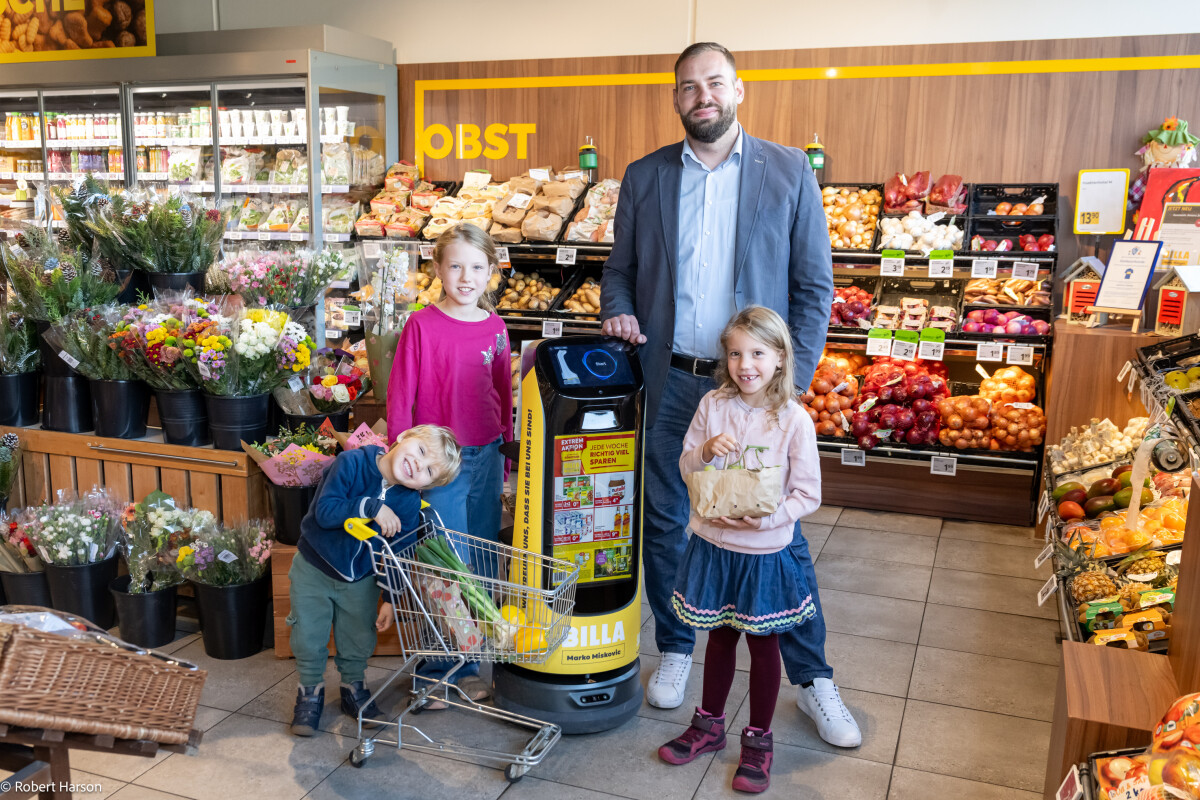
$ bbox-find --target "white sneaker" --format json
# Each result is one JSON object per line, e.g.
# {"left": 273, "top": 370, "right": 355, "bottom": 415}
{"left": 646, "top": 652, "right": 693, "bottom": 709}
{"left": 796, "top": 678, "right": 862, "bottom": 748}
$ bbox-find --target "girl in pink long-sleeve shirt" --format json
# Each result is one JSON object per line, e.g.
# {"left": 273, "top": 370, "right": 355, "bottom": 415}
{"left": 386, "top": 224, "right": 512, "bottom": 705}
{"left": 658, "top": 306, "right": 819, "bottom": 794}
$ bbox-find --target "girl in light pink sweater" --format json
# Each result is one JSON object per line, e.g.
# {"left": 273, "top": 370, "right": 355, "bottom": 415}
{"left": 658, "top": 306, "right": 820, "bottom": 794}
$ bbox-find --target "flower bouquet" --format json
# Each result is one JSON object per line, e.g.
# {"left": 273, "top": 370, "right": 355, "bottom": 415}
{"left": 118, "top": 491, "right": 217, "bottom": 594}
{"left": 2, "top": 225, "right": 122, "bottom": 324}
{"left": 0, "top": 509, "right": 43, "bottom": 574}
{"left": 0, "top": 432, "right": 20, "bottom": 506}
{"left": 357, "top": 245, "right": 419, "bottom": 402}
{"left": 244, "top": 422, "right": 338, "bottom": 488}
{"left": 109, "top": 293, "right": 222, "bottom": 391}
{"left": 110, "top": 192, "right": 227, "bottom": 276}
{"left": 0, "top": 310, "right": 40, "bottom": 375}
{"left": 22, "top": 489, "right": 121, "bottom": 567}
{"left": 274, "top": 349, "right": 371, "bottom": 418}
{"left": 184, "top": 306, "right": 314, "bottom": 397}
{"left": 176, "top": 519, "right": 274, "bottom": 587}
{"left": 42, "top": 307, "right": 138, "bottom": 382}
{"left": 219, "top": 248, "right": 348, "bottom": 308}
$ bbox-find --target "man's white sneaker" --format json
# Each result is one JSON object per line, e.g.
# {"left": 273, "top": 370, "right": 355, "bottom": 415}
{"left": 796, "top": 678, "right": 862, "bottom": 748}
{"left": 646, "top": 652, "right": 693, "bottom": 709}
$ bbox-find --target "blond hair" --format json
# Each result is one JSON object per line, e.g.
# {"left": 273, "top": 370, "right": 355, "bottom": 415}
{"left": 393, "top": 424, "right": 462, "bottom": 488}
{"left": 714, "top": 306, "right": 796, "bottom": 421}
{"left": 432, "top": 223, "right": 499, "bottom": 313}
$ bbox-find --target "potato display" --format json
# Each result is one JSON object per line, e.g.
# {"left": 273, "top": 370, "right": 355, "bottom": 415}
{"left": 497, "top": 272, "right": 560, "bottom": 312}
{"left": 563, "top": 278, "right": 602, "bottom": 316}
{"left": 822, "top": 186, "right": 881, "bottom": 250}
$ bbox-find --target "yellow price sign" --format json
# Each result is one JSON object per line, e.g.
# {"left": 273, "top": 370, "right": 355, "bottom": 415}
{"left": 1079, "top": 211, "right": 1100, "bottom": 225}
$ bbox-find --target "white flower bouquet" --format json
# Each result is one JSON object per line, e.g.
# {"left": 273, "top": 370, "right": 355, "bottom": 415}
{"left": 22, "top": 489, "right": 121, "bottom": 566}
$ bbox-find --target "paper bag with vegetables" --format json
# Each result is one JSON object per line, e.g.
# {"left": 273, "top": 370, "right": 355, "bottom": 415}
{"left": 683, "top": 445, "right": 783, "bottom": 520}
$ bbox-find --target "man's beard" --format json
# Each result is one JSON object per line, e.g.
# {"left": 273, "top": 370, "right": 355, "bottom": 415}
{"left": 680, "top": 101, "right": 737, "bottom": 144}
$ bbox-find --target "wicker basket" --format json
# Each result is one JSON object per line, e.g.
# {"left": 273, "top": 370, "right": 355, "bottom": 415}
{"left": 0, "top": 621, "right": 207, "bottom": 745}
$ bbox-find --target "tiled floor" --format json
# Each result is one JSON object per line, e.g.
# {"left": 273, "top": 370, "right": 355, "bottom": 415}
{"left": 3, "top": 507, "right": 1057, "bottom": 799}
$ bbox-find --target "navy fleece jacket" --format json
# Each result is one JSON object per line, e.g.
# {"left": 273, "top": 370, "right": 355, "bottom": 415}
{"left": 297, "top": 446, "right": 423, "bottom": 589}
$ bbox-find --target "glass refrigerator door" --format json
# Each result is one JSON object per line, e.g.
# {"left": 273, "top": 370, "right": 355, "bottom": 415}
{"left": 41, "top": 87, "right": 125, "bottom": 228}
{"left": 215, "top": 81, "right": 309, "bottom": 253}
{"left": 0, "top": 91, "right": 45, "bottom": 236}
{"left": 129, "top": 84, "right": 215, "bottom": 199}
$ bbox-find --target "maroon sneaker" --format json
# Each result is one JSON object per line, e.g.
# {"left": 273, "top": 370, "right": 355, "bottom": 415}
{"left": 732, "top": 727, "right": 774, "bottom": 793}
{"left": 658, "top": 708, "right": 727, "bottom": 765}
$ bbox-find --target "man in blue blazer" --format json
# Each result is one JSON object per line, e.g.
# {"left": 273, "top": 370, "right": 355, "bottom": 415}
{"left": 601, "top": 42, "right": 859, "bottom": 749}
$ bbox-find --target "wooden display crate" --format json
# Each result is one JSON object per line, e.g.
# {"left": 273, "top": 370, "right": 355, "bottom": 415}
{"left": 271, "top": 544, "right": 406, "bottom": 658}
{"left": 1, "top": 426, "right": 268, "bottom": 524}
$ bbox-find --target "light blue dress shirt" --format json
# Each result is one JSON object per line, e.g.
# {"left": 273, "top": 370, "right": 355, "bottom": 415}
{"left": 674, "top": 125, "right": 743, "bottom": 360}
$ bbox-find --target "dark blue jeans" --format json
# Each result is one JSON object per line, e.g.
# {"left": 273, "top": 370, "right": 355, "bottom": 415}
{"left": 644, "top": 368, "right": 833, "bottom": 685}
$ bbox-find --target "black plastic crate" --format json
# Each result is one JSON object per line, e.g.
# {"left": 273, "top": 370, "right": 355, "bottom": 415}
{"left": 820, "top": 183, "right": 884, "bottom": 253}
{"left": 957, "top": 304, "right": 1053, "bottom": 340}
{"left": 552, "top": 269, "right": 603, "bottom": 320}
{"left": 493, "top": 264, "right": 578, "bottom": 318}
{"left": 969, "top": 183, "right": 1058, "bottom": 219}
{"left": 1137, "top": 332, "right": 1200, "bottom": 371}
{"left": 829, "top": 274, "right": 879, "bottom": 329}
{"left": 966, "top": 217, "right": 1058, "bottom": 256}
{"left": 876, "top": 213, "right": 967, "bottom": 254}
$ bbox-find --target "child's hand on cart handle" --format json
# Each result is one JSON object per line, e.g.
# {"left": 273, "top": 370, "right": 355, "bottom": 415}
{"left": 375, "top": 506, "right": 402, "bottom": 537}
{"left": 376, "top": 602, "right": 393, "bottom": 632}
{"left": 703, "top": 433, "right": 740, "bottom": 462}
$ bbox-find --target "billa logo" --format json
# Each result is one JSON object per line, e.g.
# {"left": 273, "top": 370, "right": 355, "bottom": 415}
{"left": 419, "top": 123, "right": 536, "bottom": 161}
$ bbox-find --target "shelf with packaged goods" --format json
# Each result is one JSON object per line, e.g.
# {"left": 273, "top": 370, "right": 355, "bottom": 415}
{"left": 0, "top": 171, "right": 43, "bottom": 181}
{"left": 48, "top": 172, "right": 123, "bottom": 182}
{"left": 0, "top": 140, "right": 44, "bottom": 150}
{"left": 224, "top": 231, "right": 350, "bottom": 242}
{"left": 47, "top": 138, "right": 125, "bottom": 149}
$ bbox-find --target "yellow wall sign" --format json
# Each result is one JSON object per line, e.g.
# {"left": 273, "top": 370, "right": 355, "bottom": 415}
{"left": 419, "top": 122, "right": 536, "bottom": 162}
{"left": 0, "top": 0, "right": 155, "bottom": 63}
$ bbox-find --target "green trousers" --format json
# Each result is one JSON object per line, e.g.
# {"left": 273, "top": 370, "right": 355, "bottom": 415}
{"left": 287, "top": 551, "right": 380, "bottom": 686}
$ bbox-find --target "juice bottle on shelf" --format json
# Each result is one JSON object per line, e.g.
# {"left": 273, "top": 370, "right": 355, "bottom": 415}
{"left": 18, "top": 114, "right": 31, "bottom": 141}
{"left": 136, "top": 146, "right": 147, "bottom": 172}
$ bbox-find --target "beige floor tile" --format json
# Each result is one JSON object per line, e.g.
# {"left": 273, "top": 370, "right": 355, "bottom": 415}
{"left": 820, "top": 527, "right": 940, "bottom": 567}
{"left": 501, "top": 777, "right": 631, "bottom": 799}
{"left": 800, "top": 522, "right": 833, "bottom": 559}
{"left": 815, "top": 554, "right": 932, "bottom": 602}
{"left": 934, "top": 537, "right": 1052, "bottom": 581}
{"left": 694, "top": 740, "right": 892, "bottom": 799}
{"left": 731, "top": 681, "right": 904, "bottom": 764}
{"left": 68, "top": 745, "right": 173, "bottom": 783}
{"left": 637, "top": 652, "right": 751, "bottom": 725}
{"left": 889, "top": 766, "right": 1042, "bottom": 799}
{"left": 820, "top": 588, "right": 926, "bottom": 644}
{"left": 193, "top": 705, "right": 233, "bottom": 732}
{"left": 939, "top": 519, "right": 1043, "bottom": 548}
{"left": 835, "top": 509, "right": 942, "bottom": 537}
{"left": 110, "top": 786, "right": 196, "bottom": 800}
{"left": 533, "top": 715, "right": 718, "bottom": 800}
{"left": 801, "top": 506, "right": 843, "bottom": 525}
{"left": 927, "top": 568, "right": 1058, "bottom": 620}
{"left": 70, "top": 769, "right": 126, "bottom": 800}
{"left": 304, "top": 739, "right": 509, "bottom": 800}
{"left": 908, "top": 647, "right": 1058, "bottom": 721}
{"left": 824, "top": 632, "right": 916, "bottom": 698}
{"left": 919, "top": 603, "right": 1061, "bottom": 666}
{"left": 135, "top": 713, "right": 349, "bottom": 800}
{"left": 238, "top": 663, "right": 410, "bottom": 738}
{"left": 150, "top": 632, "right": 202, "bottom": 655}
{"left": 171, "top": 639, "right": 297, "bottom": 712}
{"left": 895, "top": 700, "right": 1051, "bottom": 792}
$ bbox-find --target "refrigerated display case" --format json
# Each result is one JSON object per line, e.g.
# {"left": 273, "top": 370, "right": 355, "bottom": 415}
{"left": 0, "top": 91, "right": 45, "bottom": 236}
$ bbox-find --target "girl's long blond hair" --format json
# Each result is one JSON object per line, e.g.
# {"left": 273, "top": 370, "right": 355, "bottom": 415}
{"left": 714, "top": 306, "right": 796, "bottom": 420}
{"left": 432, "top": 223, "right": 499, "bottom": 312}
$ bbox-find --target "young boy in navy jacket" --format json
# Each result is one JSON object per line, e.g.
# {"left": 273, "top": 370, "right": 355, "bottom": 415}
{"left": 289, "top": 424, "right": 462, "bottom": 736}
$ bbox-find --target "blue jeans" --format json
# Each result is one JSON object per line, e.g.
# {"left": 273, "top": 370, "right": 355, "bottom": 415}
{"left": 416, "top": 435, "right": 504, "bottom": 683}
{"left": 646, "top": 368, "right": 832, "bottom": 685}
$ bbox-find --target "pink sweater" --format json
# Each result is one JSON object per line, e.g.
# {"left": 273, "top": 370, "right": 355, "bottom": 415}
{"left": 680, "top": 390, "right": 822, "bottom": 554}
{"left": 386, "top": 305, "right": 513, "bottom": 447}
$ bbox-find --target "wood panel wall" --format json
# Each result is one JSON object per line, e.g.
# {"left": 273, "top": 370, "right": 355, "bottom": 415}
{"left": 399, "top": 34, "right": 1200, "bottom": 264}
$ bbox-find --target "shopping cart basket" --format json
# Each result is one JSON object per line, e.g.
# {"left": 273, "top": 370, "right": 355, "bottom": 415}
{"left": 346, "top": 517, "right": 580, "bottom": 781}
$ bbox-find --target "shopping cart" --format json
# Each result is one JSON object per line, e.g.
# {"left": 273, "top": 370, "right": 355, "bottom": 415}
{"left": 345, "top": 516, "right": 580, "bottom": 781}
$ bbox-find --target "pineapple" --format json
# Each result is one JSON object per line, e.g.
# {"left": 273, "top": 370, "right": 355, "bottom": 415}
{"left": 1121, "top": 546, "right": 1168, "bottom": 577}
{"left": 1118, "top": 582, "right": 1152, "bottom": 611}
{"left": 1054, "top": 539, "right": 1118, "bottom": 604}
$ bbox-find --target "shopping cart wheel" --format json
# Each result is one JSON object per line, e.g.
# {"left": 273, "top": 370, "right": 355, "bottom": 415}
{"left": 351, "top": 741, "right": 373, "bottom": 768}
{"left": 505, "top": 764, "right": 528, "bottom": 782}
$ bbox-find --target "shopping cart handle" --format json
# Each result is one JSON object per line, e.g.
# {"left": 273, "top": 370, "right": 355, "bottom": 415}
{"left": 345, "top": 518, "right": 378, "bottom": 541}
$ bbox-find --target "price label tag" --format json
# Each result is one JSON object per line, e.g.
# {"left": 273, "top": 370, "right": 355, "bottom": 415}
{"left": 927, "top": 259, "right": 954, "bottom": 278}
{"left": 288, "top": 376, "right": 304, "bottom": 393}
{"left": 971, "top": 258, "right": 998, "bottom": 278}
{"left": 289, "top": 185, "right": 304, "bottom": 194}
{"left": 257, "top": 231, "right": 272, "bottom": 241}
{"left": 1116, "top": 360, "right": 1132, "bottom": 383}
{"left": 1057, "top": 764, "right": 1083, "bottom": 800}
{"left": 1168, "top": 550, "right": 1183, "bottom": 566}
{"left": 419, "top": 244, "right": 434, "bottom": 260}
{"left": 918, "top": 340, "right": 944, "bottom": 361}
{"left": 541, "top": 320, "right": 563, "bottom": 338}
{"left": 529, "top": 168, "right": 551, "bottom": 182}
{"left": 891, "top": 339, "right": 917, "bottom": 361}
{"left": 976, "top": 342, "right": 1003, "bottom": 362}
{"left": 323, "top": 233, "right": 343, "bottom": 243}
{"left": 880, "top": 257, "right": 905, "bottom": 276}
{"left": 1007, "top": 402, "right": 1034, "bottom": 409}
{"left": 362, "top": 241, "right": 381, "bottom": 260}
{"left": 930, "top": 456, "right": 957, "bottom": 476}
{"left": 1037, "top": 575, "right": 1059, "bottom": 607}
{"left": 1012, "top": 261, "right": 1040, "bottom": 280}
{"left": 217, "top": 549, "right": 239, "bottom": 564}
{"left": 461, "top": 170, "right": 491, "bottom": 190}
{"left": 268, "top": 184, "right": 285, "bottom": 194}
{"left": 198, "top": 362, "right": 212, "bottom": 380}
{"left": 866, "top": 332, "right": 893, "bottom": 357}
{"left": 343, "top": 309, "right": 361, "bottom": 327}
{"left": 58, "top": 351, "right": 80, "bottom": 370}
{"left": 496, "top": 246, "right": 511, "bottom": 265}
{"left": 289, "top": 232, "right": 305, "bottom": 242}
{"left": 1038, "top": 491, "right": 1051, "bottom": 518}
{"left": 1034, "top": 543, "right": 1054, "bottom": 570}
{"left": 509, "top": 192, "right": 533, "bottom": 209}
{"left": 1007, "top": 345, "right": 1034, "bottom": 365}
{"left": 1127, "top": 369, "right": 1138, "bottom": 395}
{"left": 226, "top": 231, "right": 242, "bottom": 240}
{"left": 841, "top": 448, "right": 866, "bottom": 467}
{"left": 556, "top": 247, "right": 577, "bottom": 266}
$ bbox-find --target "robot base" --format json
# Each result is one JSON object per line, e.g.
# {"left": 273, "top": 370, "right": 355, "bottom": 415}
{"left": 492, "top": 659, "right": 643, "bottom": 735}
